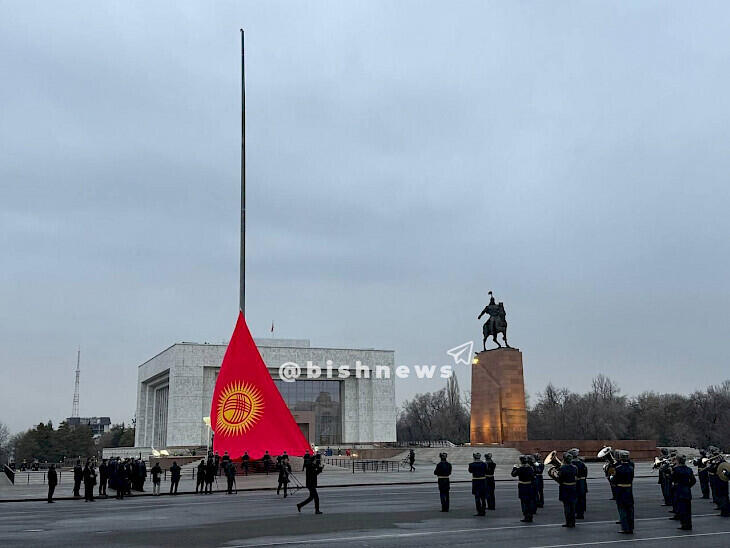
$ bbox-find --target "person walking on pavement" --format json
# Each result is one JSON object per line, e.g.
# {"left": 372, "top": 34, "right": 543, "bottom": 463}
{"left": 297, "top": 454, "right": 324, "bottom": 514}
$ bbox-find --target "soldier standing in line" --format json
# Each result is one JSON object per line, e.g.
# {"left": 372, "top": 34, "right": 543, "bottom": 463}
{"left": 169, "top": 461, "right": 181, "bottom": 495}
{"left": 468, "top": 452, "right": 487, "bottom": 516}
{"left": 241, "top": 451, "right": 250, "bottom": 476}
{"left": 72, "top": 460, "right": 83, "bottom": 498}
{"left": 297, "top": 453, "right": 323, "bottom": 514}
{"left": 556, "top": 453, "right": 578, "bottom": 528}
{"left": 484, "top": 453, "right": 497, "bottom": 510}
{"left": 434, "top": 453, "right": 452, "bottom": 512}
{"left": 47, "top": 464, "right": 58, "bottom": 503}
{"left": 658, "top": 448, "right": 672, "bottom": 506}
{"left": 611, "top": 450, "right": 635, "bottom": 534}
{"left": 533, "top": 453, "right": 545, "bottom": 509}
{"left": 511, "top": 455, "right": 535, "bottom": 523}
{"left": 83, "top": 460, "right": 97, "bottom": 502}
{"left": 150, "top": 461, "right": 162, "bottom": 496}
{"left": 195, "top": 459, "right": 206, "bottom": 493}
{"left": 694, "top": 450, "right": 710, "bottom": 499}
{"left": 262, "top": 451, "right": 272, "bottom": 475}
{"left": 98, "top": 459, "right": 108, "bottom": 497}
{"left": 526, "top": 455, "right": 539, "bottom": 515}
{"left": 570, "top": 448, "right": 588, "bottom": 519}
{"left": 672, "top": 455, "right": 696, "bottom": 530}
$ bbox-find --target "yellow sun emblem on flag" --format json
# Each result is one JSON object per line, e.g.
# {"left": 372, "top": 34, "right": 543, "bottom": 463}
{"left": 216, "top": 381, "right": 264, "bottom": 436}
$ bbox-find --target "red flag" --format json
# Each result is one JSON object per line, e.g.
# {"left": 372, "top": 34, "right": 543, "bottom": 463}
{"left": 211, "top": 312, "right": 311, "bottom": 458}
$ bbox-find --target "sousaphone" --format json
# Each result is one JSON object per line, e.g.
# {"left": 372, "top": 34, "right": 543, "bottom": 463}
{"left": 717, "top": 461, "right": 730, "bottom": 482}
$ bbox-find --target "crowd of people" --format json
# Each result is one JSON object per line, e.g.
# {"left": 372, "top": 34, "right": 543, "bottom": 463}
{"left": 44, "top": 449, "right": 325, "bottom": 514}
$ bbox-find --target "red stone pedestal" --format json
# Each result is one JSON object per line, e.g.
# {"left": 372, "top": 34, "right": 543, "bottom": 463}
{"left": 470, "top": 348, "right": 528, "bottom": 444}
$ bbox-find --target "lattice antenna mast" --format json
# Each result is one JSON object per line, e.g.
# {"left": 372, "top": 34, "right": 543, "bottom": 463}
{"left": 71, "top": 348, "right": 80, "bottom": 417}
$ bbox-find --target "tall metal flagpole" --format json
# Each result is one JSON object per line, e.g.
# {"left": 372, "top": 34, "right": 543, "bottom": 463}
{"left": 239, "top": 29, "right": 246, "bottom": 314}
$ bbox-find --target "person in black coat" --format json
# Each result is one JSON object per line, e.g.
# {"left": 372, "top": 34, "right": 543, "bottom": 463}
{"left": 468, "top": 452, "right": 487, "bottom": 515}
{"left": 408, "top": 449, "right": 416, "bottom": 472}
{"left": 72, "top": 460, "right": 83, "bottom": 498}
{"left": 556, "top": 453, "right": 578, "bottom": 528}
{"left": 277, "top": 456, "right": 292, "bottom": 497}
{"left": 611, "top": 450, "right": 635, "bottom": 534}
{"left": 138, "top": 459, "right": 147, "bottom": 492}
{"left": 47, "top": 464, "right": 58, "bottom": 503}
{"left": 98, "top": 459, "right": 108, "bottom": 497}
{"left": 169, "top": 461, "right": 181, "bottom": 495}
{"left": 262, "top": 451, "right": 272, "bottom": 475}
{"left": 195, "top": 460, "right": 206, "bottom": 493}
{"left": 433, "top": 452, "right": 453, "bottom": 512}
{"left": 83, "top": 461, "right": 97, "bottom": 502}
{"left": 205, "top": 459, "right": 216, "bottom": 494}
{"left": 672, "top": 455, "right": 696, "bottom": 530}
{"left": 484, "top": 453, "right": 497, "bottom": 510}
{"left": 151, "top": 462, "right": 162, "bottom": 496}
{"left": 225, "top": 461, "right": 237, "bottom": 494}
{"left": 297, "top": 454, "right": 323, "bottom": 514}
{"left": 241, "top": 452, "right": 250, "bottom": 476}
{"left": 511, "top": 455, "right": 535, "bottom": 522}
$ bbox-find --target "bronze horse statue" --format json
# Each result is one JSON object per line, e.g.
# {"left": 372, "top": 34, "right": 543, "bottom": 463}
{"left": 478, "top": 293, "right": 511, "bottom": 350}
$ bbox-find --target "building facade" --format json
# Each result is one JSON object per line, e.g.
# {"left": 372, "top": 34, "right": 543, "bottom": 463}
{"left": 134, "top": 339, "right": 397, "bottom": 449}
{"left": 65, "top": 416, "right": 112, "bottom": 438}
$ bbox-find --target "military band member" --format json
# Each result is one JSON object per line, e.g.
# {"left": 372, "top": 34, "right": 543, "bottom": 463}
{"left": 533, "top": 453, "right": 544, "bottom": 509}
{"left": 707, "top": 446, "right": 721, "bottom": 509}
{"left": 434, "top": 452, "right": 452, "bottom": 512}
{"left": 611, "top": 450, "right": 634, "bottom": 534}
{"left": 569, "top": 448, "right": 588, "bottom": 519}
{"left": 557, "top": 453, "right": 578, "bottom": 528}
{"left": 694, "top": 450, "right": 710, "bottom": 499}
{"left": 708, "top": 450, "right": 730, "bottom": 517}
{"left": 658, "top": 448, "right": 672, "bottom": 506}
{"left": 671, "top": 455, "right": 696, "bottom": 530}
{"left": 511, "top": 455, "right": 535, "bottom": 523}
{"left": 468, "top": 452, "right": 487, "bottom": 516}
{"left": 484, "top": 453, "right": 497, "bottom": 510}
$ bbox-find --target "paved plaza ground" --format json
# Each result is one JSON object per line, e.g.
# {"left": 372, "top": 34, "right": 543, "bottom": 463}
{"left": 1, "top": 473, "right": 729, "bottom": 547}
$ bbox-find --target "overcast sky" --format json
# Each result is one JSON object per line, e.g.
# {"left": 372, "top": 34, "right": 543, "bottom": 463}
{"left": 2, "top": 1, "right": 729, "bottom": 434}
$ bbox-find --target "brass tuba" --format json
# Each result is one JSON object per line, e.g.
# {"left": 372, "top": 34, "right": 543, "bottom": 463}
{"left": 543, "top": 450, "right": 563, "bottom": 482}
{"left": 597, "top": 446, "right": 617, "bottom": 477}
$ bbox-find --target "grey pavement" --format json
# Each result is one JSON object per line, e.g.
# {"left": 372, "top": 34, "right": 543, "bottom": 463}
{"left": 1, "top": 476, "right": 729, "bottom": 547}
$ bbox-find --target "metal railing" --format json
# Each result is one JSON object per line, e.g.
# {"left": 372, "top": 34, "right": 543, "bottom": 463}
{"left": 324, "top": 457, "right": 401, "bottom": 473}
{"left": 390, "top": 440, "right": 456, "bottom": 448}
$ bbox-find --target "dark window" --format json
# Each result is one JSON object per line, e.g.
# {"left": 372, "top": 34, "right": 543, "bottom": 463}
{"left": 274, "top": 380, "right": 342, "bottom": 445}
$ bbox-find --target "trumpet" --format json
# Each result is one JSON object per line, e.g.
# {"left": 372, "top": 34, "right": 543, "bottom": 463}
{"left": 543, "top": 450, "right": 563, "bottom": 482}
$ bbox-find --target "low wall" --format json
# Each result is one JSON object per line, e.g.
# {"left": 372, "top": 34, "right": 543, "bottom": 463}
{"left": 510, "top": 440, "right": 658, "bottom": 461}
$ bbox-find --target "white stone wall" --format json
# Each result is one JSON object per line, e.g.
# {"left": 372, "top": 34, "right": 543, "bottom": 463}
{"left": 134, "top": 340, "right": 396, "bottom": 448}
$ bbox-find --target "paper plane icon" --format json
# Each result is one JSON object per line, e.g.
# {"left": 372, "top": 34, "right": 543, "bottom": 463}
{"left": 447, "top": 341, "right": 474, "bottom": 365}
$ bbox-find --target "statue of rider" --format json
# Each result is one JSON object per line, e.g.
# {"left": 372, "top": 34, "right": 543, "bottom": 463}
{"left": 478, "top": 291, "right": 510, "bottom": 349}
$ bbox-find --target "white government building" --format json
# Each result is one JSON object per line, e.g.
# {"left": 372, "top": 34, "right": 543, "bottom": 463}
{"left": 134, "top": 338, "right": 397, "bottom": 451}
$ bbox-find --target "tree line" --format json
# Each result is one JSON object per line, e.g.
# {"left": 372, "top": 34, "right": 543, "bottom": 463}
{"left": 0, "top": 421, "right": 135, "bottom": 464}
{"left": 396, "top": 374, "right": 730, "bottom": 449}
